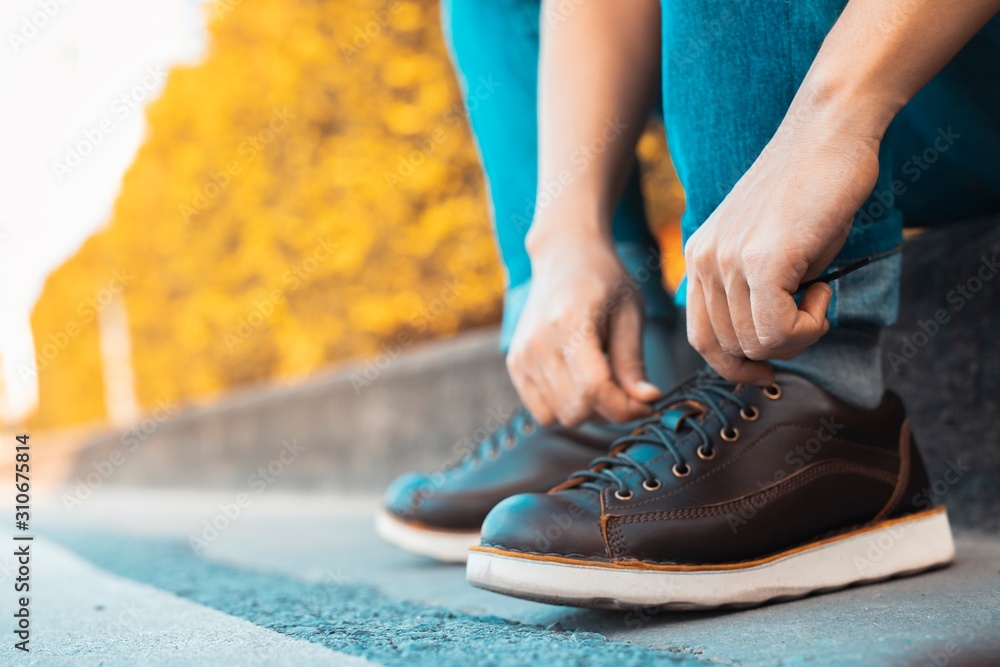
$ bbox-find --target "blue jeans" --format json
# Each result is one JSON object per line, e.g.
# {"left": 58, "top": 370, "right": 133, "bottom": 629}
{"left": 441, "top": 0, "right": 677, "bottom": 349}
{"left": 443, "top": 0, "right": 1000, "bottom": 339}
{"left": 661, "top": 1, "right": 1000, "bottom": 326}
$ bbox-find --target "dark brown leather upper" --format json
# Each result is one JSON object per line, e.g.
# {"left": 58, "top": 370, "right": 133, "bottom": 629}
{"left": 479, "top": 372, "right": 932, "bottom": 564}
{"left": 383, "top": 414, "right": 623, "bottom": 531}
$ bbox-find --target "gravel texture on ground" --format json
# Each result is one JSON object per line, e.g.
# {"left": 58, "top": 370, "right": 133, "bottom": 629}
{"left": 49, "top": 529, "right": 708, "bottom": 667}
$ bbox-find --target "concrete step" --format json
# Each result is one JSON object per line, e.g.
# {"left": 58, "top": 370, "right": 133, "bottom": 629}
{"left": 63, "top": 327, "right": 520, "bottom": 493}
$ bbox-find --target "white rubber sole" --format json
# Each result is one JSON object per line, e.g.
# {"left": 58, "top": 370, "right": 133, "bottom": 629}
{"left": 375, "top": 509, "right": 480, "bottom": 563}
{"left": 467, "top": 507, "right": 955, "bottom": 609}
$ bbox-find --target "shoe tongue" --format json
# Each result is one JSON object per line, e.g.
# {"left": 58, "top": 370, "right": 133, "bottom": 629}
{"left": 614, "top": 402, "right": 703, "bottom": 465}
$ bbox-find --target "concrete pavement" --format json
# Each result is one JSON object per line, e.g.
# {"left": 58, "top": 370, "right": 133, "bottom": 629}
{"left": 0, "top": 530, "right": 375, "bottom": 666}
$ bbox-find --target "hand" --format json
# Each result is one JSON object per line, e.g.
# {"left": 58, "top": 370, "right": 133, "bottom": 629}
{"left": 683, "top": 105, "right": 882, "bottom": 385}
{"left": 507, "top": 230, "right": 659, "bottom": 427}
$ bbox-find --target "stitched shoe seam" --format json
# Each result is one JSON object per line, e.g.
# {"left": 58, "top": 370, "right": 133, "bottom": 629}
{"left": 478, "top": 543, "right": 611, "bottom": 561}
{"left": 610, "top": 460, "right": 896, "bottom": 525}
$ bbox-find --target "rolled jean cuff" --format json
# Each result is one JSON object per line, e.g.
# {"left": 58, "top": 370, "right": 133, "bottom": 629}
{"left": 673, "top": 248, "right": 902, "bottom": 330}
{"left": 827, "top": 249, "right": 902, "bottom": 327}
{"left": 498, "top": 242, "right": 678, "bottom": 351}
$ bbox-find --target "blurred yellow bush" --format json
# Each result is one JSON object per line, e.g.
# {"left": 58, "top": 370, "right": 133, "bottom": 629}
{"left": 29, "top": 0, "right": 684, "bottom": 429}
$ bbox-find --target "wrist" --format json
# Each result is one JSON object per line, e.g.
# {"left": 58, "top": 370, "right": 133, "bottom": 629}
{"left": 525, "top": 205, "right": 613, "bottom": 259}
{"left": 790, "top": 63, "right": 905, "bottom": 149}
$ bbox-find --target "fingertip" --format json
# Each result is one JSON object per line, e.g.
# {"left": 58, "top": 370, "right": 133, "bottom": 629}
{"left": 803, "top": 282, "right": 833, "bottom": 315}
{"left": 626, "top": 399, "right": 654, "bottom": 421}
{"left": 631, "top": 379, "right": 662, "bottom": 401}
{"left": 533, "top": 410, "right": 556, "bottom": 427}
{"left": 718, "top": 360, "right": 773, "bottom": 387}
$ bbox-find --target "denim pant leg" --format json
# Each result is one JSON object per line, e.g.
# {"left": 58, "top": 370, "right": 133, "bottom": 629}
{"left": 660, "top": 0, "right": 903, "bottom": 327}
{"left": 442, "top": 0, "right": 677, "bottom": 350}
{"left": 891, "top": 14, "right": 1000, "bottom": 227}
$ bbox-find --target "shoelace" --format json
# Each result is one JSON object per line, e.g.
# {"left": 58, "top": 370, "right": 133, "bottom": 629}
{"left": 569, "top": 373, "right": 759, "bottom": 497}
{"left": 455, "top": 406, "right": 536, "bottom": 470}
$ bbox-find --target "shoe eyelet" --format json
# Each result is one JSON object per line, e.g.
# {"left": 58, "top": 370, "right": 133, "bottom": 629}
{"left": 520, "top": 421, "right": 536, "bottom": 437}
{"left": 672, "top": 463, "right": 692, "bottom": 478}
{"left": 764, "top": 383, "right": 782, "bottom": 400}
{"left": 720, "top": 426, "right": 739, "bottom": 442}
{"left": 642, "top": 479, "right": 661, "bottom": 491}
{"left": 486, "top": 448, "right": 500, "bottom": 461}
{"left": 697, "top": 445, "right": 716, "bottom": 460}
{"left": 740, "top": 405, "right": 760, "bottom": 421}
{"left": 502, "top": 434, "right": 517, "bottom": 450}
{"left": 614, "top": 489, "right": 634, "bottom": 501}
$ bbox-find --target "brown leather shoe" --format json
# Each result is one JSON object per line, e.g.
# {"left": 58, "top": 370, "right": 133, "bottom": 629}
{"left": 467, "top": 371, "right": 956, "bottom": 608}
{"left": 377, "top": 407, "right": 624, "bottom": 562}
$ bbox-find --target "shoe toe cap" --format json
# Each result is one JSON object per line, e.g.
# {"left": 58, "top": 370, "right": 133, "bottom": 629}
{"left": 382, "top": 471, "right": 434, "bottom": 520}
{"left": 479, "top": 491, "right": 608, "bottom": 559}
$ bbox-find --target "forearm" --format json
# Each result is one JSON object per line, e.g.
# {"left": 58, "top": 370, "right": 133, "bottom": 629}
{"left": 528, "top": 0, "right": 661, "bottom": 251}
{"left": 792, "top": 0, "right": 1000, "bottom": 144}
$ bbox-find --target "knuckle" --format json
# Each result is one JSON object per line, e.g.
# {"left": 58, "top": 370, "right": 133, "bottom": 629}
{"left": 717, "top": 248, "right": 740, "bottom": 269}
{"left": 757, "top": 331, "right": 788, "bottom": 351}
{"left": 504, "top": 353, "right": 517, "bottom": 372}
{"left": 561, "top": 401, "right": 588, "bottom": 426}
{"left": 580, "top": 380, "right": 603, "bottom": 401}
{"left": 689, "top": 251, "right": 712, "bottom": 273}
{"left": 720, "top": 340, "right": 743, "bottom": 357}
{"left": 544, "top": 311, "right": 565, "bottom": 328}
{"left": 684, "top": 242, "right": 706, "bottom": 266}
{"left": 739, "top": 248, "right": 768, "bottom": 270}
{"left": 506, "top": 351, "right": 527, "bottom": 375}
{"left": 615, "top": 360, "right": 645, "bottom": 379}
{"left": 688, "top": 331, "right": 711, "bottom": 354}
